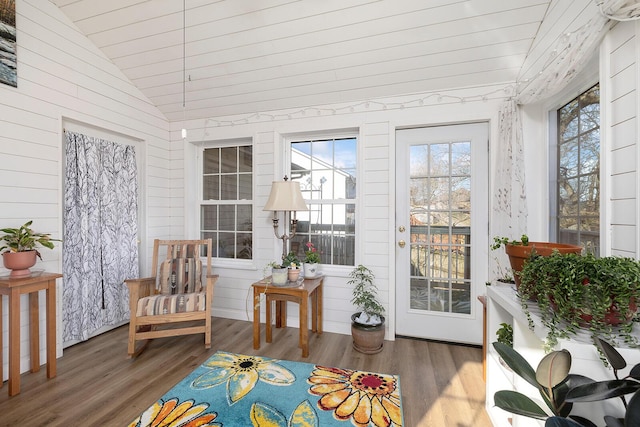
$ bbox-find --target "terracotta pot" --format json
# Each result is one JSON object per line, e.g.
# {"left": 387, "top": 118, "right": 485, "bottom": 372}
{"left": 3, "top": 251, "right": 38, "bottom": 277}
{"left": 351, "top": 313, "right": 385, "bottom": 354}
{"left": 506, "top": 242, "right": 582, "bottom": 287}
{"left": 288, "top": 268, "right": 301, "bottom": 282}
{"left": 549, "top": 295, "right": 638, "bottom": 327}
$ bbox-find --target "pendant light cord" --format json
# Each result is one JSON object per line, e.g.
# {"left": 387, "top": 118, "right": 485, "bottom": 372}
{"left": 182, "top": 0, "right": 186, "bottom": 110}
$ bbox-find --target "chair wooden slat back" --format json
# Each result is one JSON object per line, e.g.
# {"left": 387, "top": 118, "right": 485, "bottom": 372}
{"left": 152, "top": 239, "right": 212, "bottom": 275}
{"left": 124, "top": 238, "right": 218, "bottom": 358}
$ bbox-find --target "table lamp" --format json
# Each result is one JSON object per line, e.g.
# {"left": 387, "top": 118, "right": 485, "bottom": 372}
{"left": 263, "top": 176, "right": 309, "bottom": 259}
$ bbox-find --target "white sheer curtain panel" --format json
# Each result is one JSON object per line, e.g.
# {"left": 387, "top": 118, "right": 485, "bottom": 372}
{"left": 490, "top": 5, "right": 614, "bottom": 280}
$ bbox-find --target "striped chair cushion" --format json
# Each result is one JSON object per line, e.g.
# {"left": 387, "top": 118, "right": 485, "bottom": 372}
{"left": 136, "top": 292, "right": 206, "bottom": 317}
{"left": 156, "top": 258, "right": 202, "bottom": 294}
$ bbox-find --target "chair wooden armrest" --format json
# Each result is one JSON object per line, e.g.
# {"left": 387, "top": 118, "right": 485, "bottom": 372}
{"left": 125, "top": 239, "right": 217, "bottom": 358}
{"left": 125, "top": 277, "right": 156, "bottom": 300}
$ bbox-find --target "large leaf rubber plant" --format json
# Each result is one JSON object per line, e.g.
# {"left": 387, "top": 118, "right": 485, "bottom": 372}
{"left": 493, "top": 342, "right": 594, "bottom": 422}
{"left": 550, "top": 338, "right": 640, "bottom": 427}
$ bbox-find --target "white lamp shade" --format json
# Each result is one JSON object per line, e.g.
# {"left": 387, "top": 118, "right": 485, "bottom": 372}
{"left": 263, "top": 180, "right": 309, "bottom": 211}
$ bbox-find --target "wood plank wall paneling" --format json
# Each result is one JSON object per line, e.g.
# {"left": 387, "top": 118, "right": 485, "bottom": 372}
{"left": 5, "top": 0, "right": 604, "bottom": 390}
{"left": 0, "top": 1, "right": 172, "bottom": 381}
{"left": 606, "top": 21, "right": 638, "bottom": 257}
{"left": 519, "top": 0, "right": 595, "bottom": 82}
{"left": 173, "top": 87, "right": 507, "bottom": 339}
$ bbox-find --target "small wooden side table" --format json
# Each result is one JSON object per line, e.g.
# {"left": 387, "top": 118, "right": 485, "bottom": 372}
{"left": 0, "top": 272, "right": 62, "bottom": 396}
{"left": 252, "top": 275, "right": 323, "bottom": 357}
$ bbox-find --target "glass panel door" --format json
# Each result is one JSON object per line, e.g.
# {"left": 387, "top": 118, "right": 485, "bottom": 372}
{"left": 395, "top": 123, "right": 488, "bottom": 344}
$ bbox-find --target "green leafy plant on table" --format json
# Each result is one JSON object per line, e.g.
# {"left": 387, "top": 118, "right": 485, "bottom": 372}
{"left": 281, "top": 251, "right": 300, "bottom": 269}
{"left": 303, "top": 241, "right": 321, "bottom": 263}
{"left": 0, "top": 220, "right": 58, "bottom": 259}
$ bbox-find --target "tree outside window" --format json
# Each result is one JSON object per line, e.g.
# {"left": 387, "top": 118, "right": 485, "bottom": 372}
{"left": 557, "top": 83, "right": 600, "bottom": 254}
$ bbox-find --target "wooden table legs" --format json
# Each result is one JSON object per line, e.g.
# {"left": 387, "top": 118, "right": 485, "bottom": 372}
{"left": 252, "top": 277, "right": 323, "bottom": 358}
{"left": 45, "top": 281, "right": 57, "bottom": 380}
{"left": 0, "top": 274, "right": 60, "bottom": 396}
{"left": 253, "top": 286, "right": 260, "bottom": 351}
{"left": 8, "top": 286, "right": 20, "bottom": 396}
{"left": 264, "top": 294, "right": 313, "bottom": 357}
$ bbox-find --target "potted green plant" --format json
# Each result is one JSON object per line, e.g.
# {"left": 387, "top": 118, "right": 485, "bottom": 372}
{"left": 493, "top": 337, "right": 640, "bottom": 426}
{"left": 303, "top": 241, "right": 321, "bottom": 278}
{"left": 266, "top": 261, "right": 288, "bottom": 286}
{"left": 282, "top": 251, "right": 301, "bottom": 282}
{"left": 496, "top": 322, "right": 513, "bottom": 348}
{"left": 491, "top": 235, "right": 582, "bottom": 288}
{"left": 349, "top": 264, "right": 386, "bottom": 354}
{"left": 518, "top": 252, "right": 640, "bottom": 350}
{"left": 0, "top": 220, "right": 58, "bottom": 277}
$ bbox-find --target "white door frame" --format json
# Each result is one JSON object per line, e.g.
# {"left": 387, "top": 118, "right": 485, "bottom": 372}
{"left": 394, "top": 122, "right": 489, "bottom": 345}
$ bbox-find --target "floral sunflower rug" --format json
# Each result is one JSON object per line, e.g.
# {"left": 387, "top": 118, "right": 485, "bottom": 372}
{"left": 128, "top": 350, "right": 403, "bottom": 427}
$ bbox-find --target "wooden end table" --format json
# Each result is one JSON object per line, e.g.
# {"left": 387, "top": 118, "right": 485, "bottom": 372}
{"left": 252, "top": 275, "right": 323, "bottom": 357}
{"left": 0, "top": 272, "right": 62, "bottom": 396}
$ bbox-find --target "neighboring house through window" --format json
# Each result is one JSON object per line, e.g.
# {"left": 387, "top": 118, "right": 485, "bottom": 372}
{"left": 287, "top": 133, "right": 357, "bottom": 266}
{"left": 552, "top": 83, "right": 600, "bottom": 254}
{"left": 200, "top": 142, "right": 253, "bottom": 259}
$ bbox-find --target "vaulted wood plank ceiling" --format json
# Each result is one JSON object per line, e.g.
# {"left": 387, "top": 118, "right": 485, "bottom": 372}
{"left": 49, "top": 0, "right": 563, "bottom": 122}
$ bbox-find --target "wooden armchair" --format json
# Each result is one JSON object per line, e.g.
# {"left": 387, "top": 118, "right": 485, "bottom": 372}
{"left": 125, "top": 239, "right": 218, "bottom": 358}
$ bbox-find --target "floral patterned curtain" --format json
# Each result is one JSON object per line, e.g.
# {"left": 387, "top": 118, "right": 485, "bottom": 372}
{"left": 63, "top": 131, "right": 139, "bottom": 344}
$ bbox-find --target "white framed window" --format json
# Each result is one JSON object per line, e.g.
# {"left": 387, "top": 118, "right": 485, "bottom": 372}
{"left": 199, "top": 141, "right": 253, "bottom": 259}
{"left": 286, "top": 132, "right": 358, "bottom": 266}
{"left": 552, "top": 83, "right": 600, "bottom": 254}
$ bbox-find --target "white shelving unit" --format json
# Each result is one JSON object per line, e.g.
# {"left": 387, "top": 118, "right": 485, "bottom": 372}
{"left": 485, "top": 283, "right": 639, "bottom": 426}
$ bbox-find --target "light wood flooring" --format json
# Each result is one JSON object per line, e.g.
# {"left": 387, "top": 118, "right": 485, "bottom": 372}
{"left": 0, "top": 318, "right": 492, "bottom": 426}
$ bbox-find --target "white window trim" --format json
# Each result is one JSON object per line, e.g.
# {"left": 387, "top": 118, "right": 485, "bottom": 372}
{"left": 196, "top": 137, "right": 255, "bottom": 270}
{"left": 282, "top": 128, "right": 359, "bottom": 274}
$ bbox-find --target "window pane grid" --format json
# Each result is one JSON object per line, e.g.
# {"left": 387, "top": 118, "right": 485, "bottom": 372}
{"left": 557, "top": 83, "right": 599, "bottom": 254}
{"left": 409, "top": 139, "right": 471, "bottom": 314}
{"left": 201, "top": 145, "right": 253, "bottom": 259}
{"left": 290, "top": 136, "right": 357, "bottom": 266}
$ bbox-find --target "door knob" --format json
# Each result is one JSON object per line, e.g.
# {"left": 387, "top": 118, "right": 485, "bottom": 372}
{"left": 398, "top": 240, "right": 406, "bottom": 248}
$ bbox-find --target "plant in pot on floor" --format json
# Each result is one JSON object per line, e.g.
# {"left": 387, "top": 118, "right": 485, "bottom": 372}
{"left": 349, "top": 264, "right": 386, "bottom": 354}
{"left": 0, "top": 220, "right": 58, "bottom": 277}
{"left": 518, "top": 252, "right": 640, "bottom": 351}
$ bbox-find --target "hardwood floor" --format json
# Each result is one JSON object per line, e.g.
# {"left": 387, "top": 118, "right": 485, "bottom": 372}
{"left": 0, "top": 318, "right": 492, "bottom": 426}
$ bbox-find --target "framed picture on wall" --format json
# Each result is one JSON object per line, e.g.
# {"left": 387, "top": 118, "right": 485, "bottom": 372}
{"left": 0, "top": 0, "right": 16, "bottom": 88}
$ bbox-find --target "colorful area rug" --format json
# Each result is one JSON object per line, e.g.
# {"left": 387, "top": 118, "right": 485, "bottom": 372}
{"left": 128, "top": 351, "right": 403, "bottom": 427}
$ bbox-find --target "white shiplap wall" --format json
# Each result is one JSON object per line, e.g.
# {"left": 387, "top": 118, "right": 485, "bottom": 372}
{"left": 603, "top": 21, "right": 639, "bottom": 257}
{"left": 0, "top": 0, "right": 616, "bottom": 381}
{"left": 169, "top": 86, "right": 506, "bottom": 340}
{"left": 0, "top": 1, "right": 171, "bottom": 381}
